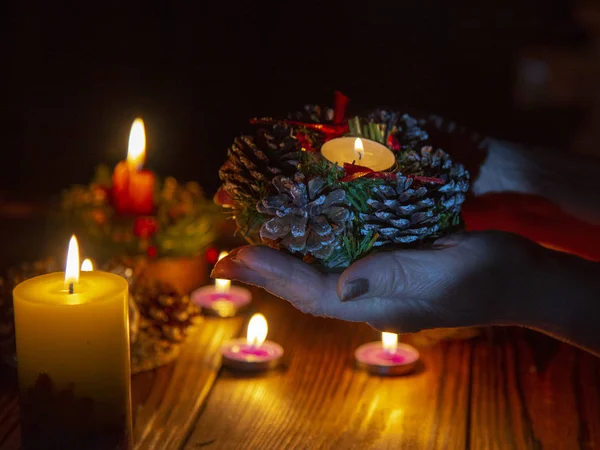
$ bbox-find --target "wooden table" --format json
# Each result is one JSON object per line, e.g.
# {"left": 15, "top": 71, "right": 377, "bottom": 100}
{"left": 0, "top": 209, "right": 599, "bottom": 450}
{"left": 0, "top": 286, "right": 598, "bottom": 450}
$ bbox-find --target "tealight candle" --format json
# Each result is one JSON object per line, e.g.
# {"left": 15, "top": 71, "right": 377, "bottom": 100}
{"left": 221, "top": 314, "right": 283, "bottom": 371}
{"left": 13, "top": 236, "right": 133, "bottom": 449}
{"left": 191, "top": 251, "right": 251, "bottom": 317}
{"left": 355, "top": 332, "right": 419, "bottom": 376}
{"left": 321, "top": 137, "right": 396, "bottom": 172}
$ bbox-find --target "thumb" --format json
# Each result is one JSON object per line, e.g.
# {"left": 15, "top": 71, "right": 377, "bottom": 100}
{"left": 337, "top": 250, "right": 455, "bottom": 333}
{"left": 337, "top": 251, "right": 414, "bottom": 302}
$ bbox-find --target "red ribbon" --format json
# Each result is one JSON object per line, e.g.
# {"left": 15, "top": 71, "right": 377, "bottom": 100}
{"left": 339, "top": 163, "right": 396, "bottom": 182}
{"left": 250, "top": 118, "right": 349, "bottom": 139}
{"left": 338, "top": 163, "right": 445, "bottom": 185}
{"left": 333, "top": 91, "right": 349, "bottom": 124}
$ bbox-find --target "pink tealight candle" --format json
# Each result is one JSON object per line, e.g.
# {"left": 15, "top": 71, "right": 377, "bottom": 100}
{"left": 191, "top": 251, "right": 251, "bottom": 317}
{"left": 221, "top": 314, "right": 284, "bottom": 371}
{"left": 355, "top": 332, "right": 419, "bottom": 376}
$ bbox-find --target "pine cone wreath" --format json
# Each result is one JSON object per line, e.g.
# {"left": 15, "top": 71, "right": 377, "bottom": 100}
{"left": 218, "top": 98, "right": 479, "bottom": 269}
{"left": 258, "top": 173, "right": 352, "bottom": 260}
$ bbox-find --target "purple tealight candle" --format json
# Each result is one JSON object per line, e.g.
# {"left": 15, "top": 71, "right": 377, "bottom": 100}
{"left": 355, "top": 332, "right": 419, "bottom": 376}
{"left": 191, "top": 251, "right": 252, "bottom": 317}
{"left": 221, "top": 314, "right": 284, "bottom": 371}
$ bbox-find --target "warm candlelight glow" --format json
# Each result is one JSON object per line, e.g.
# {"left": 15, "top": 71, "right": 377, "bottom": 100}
{"left": 81, "top": 259, "right": 93, "bottom": 272}
{"left": 321, "top": 137, "right": 395, "bottom": 172}
{"left": 215, "top": 251, "right": 231, "bottom": 293}
{"left": 354, "top": 138, "right": 365, "bottom": 161}
{"left": 127, "top": 118, "right": 146, "bottom": 171}
{"left": 215, "top": 278, "right": 231, "bottom": 293}
{"left": 65, "top": 235, "right": 80, "bottom": 289}
{"left": 382, "top": 332, "right": 398, "bottom": 352}
{"left": 247, "top": 313, "right": 268, "bottom": 347}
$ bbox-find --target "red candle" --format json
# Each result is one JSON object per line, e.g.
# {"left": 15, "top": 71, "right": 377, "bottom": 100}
{"left": 112, "top": 161, "right": 130, "bottom": 213}
{"left": 129, "top": 169, "right": 155, "bottom": 215}
{"left": 112, "top": 118, "right": 155, "bottom": 215}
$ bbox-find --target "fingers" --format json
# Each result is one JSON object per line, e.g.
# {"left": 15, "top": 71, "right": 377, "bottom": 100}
{"left": 212, "top": 245, "right": 337, "bottom": 316}
{"left": 338, "top": 251, "right": 412, "bottom": 302}
{"left": 337, "top": 250, "right": 461, "bottom": 333}
{"left": 212, "top": 246, "right": 391, "bottom": 322}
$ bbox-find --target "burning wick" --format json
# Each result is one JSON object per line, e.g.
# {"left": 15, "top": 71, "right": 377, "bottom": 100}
{"left": 247, "top": 313, "right": 268, "bottom": 348}
{"left": 381, "top": 332, "right": 398, "bottom": 353}
{"left": 354, "top": 138, "right": 365, "bottom": 161}
{"left": 65, "top": 235, "right": 80, "bottom": 295}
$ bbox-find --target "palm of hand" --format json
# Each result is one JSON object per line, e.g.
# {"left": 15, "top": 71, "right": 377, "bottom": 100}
{"left": 212, "top": 231, "right": 531, "bottom": 334}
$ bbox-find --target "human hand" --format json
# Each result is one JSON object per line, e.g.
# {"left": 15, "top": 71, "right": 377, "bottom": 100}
{"left": 212, "top": 231, "right": 541, "bottom": 334}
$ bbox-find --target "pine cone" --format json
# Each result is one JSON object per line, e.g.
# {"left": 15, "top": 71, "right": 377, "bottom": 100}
{"left": 287, "top": 104, "right": 335, "bottom": 123}
{"left": 258, "top": 173, "right": 352, "bottom": 259}
{"left": 361, "top": 147, "right": 469, "bottom": 247}
{"left": 420, "top": 114, "right": 488, "bottom": 181}
{"left": 133, "top": 279, "right": 199, "bottom": 343}
{"left": 367, "top": 109, "right": 430, "bottom": 148}
{"left": 219, "top": 124, "right": 302, "bottom": 200}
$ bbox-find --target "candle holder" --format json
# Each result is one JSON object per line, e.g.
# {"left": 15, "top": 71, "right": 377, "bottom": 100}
{"left": 355, "top": 333, "right": 419, "bottom": 376}
{"left": 216, "top": 92, "right": 482, "bottom": 270}
{"left": 191, "top": 284, "right": 251, "bottom": 318}
{"left": 220, "top": 314, "right": 283, "bottom": 372}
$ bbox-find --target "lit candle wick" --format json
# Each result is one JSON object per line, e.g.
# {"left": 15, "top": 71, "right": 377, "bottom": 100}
{"left": 246, "top": 313, "right": 268, "bottom": 349}
{"left": 64, "top": 235, "right": 80, "bottom": 294}
{"left": 382, "top": 332, "right": 398, "bottom": 354}
{"left": 354, "top": 138, "right": 365, "bottom": 161}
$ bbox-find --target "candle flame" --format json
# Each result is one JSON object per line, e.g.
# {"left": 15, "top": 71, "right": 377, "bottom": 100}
{"left": 215, "top": 278, "right": 231, "bottom": 293}
{"left": 354, "top": 138, "right": 365, "bottom": 161}
{"left": 81, "top": 259, "right": 93, "bottom": 272}
{"left": 215, "top": 251, "right": 231, "bottom": 292}
{"left": 65, "top": 235, "right": 80, "bottom": 288}
{"left": 247, "top": 313, "right": 268, "bottom": 347}
{"left": 382, "top": 332, "right": 398, "bottom": 352}
{"left": 127, "top": 118, "right": 146, "bottom": 170}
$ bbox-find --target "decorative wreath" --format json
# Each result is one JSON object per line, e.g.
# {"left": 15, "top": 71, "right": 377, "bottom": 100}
{"left": 217, "top": 92, "right": 484, "bottom": 269}
{"left": 60, "top": 166, "right": 222, "bottom": 261}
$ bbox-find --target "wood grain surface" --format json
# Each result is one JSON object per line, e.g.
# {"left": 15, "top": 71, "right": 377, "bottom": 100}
{"left": 0, "top": 287, "right": 598, "bottom": 449}
{"left": 185, "top": 292, "right": 473, "bottom": 450}
{"left": 132, "top": 315, "right": 244, "bottom": 450}
{"left": 469, "top": 328, "right": 600, "bottom": 450}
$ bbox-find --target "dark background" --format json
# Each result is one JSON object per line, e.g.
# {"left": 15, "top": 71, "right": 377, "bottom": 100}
{"left": 2, "top": 0, "right": 591, "bottom": 198}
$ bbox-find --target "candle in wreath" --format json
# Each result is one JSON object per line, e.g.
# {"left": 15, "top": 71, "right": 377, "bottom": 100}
{"left": 112, "top": 118, "right": 155, "bottom": 215}
{"left": 321, "top": 137, "right": 395, "bottom": 172}
{"left": 13, "top": 236, "right": 133, "bottom": 449}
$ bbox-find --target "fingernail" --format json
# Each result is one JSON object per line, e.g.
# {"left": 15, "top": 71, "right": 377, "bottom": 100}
{"left": 210, "top": 257, "right": 247, "bottom": 278}
{"left": 340, "top": 278, "right": 369, "bottom": 302}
